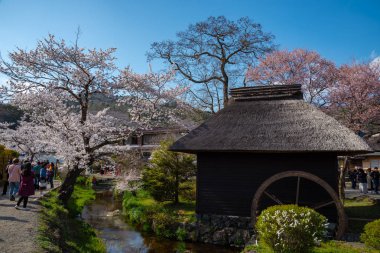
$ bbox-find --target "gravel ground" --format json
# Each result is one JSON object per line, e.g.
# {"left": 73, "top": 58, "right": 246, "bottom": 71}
{"left": 0, "top": 181, "right": 60, "bottom": 253}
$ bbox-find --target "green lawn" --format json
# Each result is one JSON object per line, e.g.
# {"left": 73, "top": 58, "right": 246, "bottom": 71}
{"left": 242, "top": 241, "right": 379, "bottom": 253}
{"left": 344, "top": 196, "right": 380, "bottom": 233}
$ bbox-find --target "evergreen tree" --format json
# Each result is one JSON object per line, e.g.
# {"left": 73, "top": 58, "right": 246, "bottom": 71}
{"left": 142, "top": 140, "right": 196, "bottom": 204}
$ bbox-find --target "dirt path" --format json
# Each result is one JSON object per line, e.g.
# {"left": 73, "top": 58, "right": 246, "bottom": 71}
{"left": 0, "top": 181, "right": 60, "bottom": 253}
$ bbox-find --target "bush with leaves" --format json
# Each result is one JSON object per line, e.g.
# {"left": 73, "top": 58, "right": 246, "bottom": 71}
{"left": 179, "top": 179, "right": 196, "bottom": 201}
{"left": 361, "top": 219, "right": 380, "bottom": 250}
{"left": 256, "top": 205, "right": 328, "bottom": 253}
{"left": 142, "top": 140, "right": 196, "bottom": 203}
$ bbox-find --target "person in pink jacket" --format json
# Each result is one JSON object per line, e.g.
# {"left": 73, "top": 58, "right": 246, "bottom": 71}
{"left": 8, "top": 158, "right": 22, "bottom": 201}
{"left": 15, "top": 162, "right": 35, "bottom": 210}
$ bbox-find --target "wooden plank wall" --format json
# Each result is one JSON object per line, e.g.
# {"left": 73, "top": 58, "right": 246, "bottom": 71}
{"left": 196, "top": 152, "right": 339, "bottom": 221}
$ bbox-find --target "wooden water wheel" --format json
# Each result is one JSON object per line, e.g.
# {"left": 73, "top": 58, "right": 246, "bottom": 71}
{"left": 251, "top": 171, "right": 347, "bottom": 239}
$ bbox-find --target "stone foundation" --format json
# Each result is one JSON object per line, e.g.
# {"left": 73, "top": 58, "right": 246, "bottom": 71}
{"left": 181, "top": 214, "right": 255, "bottom": 247}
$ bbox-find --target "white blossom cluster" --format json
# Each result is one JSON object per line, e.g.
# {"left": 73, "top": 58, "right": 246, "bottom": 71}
{"left": 0, "top": 34, "right": 186, "bottom": 173}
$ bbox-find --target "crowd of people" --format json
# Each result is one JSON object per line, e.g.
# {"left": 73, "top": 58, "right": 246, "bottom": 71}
{"left": 348, "top": 167, "right": 380, "bottom": 194}
{"left": 1, "top": 158, "right": 56, "bottom": 210}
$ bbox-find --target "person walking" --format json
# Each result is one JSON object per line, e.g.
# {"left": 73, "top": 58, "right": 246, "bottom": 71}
{"left": 15, "top": 162, "right": 35, "bottom": 210}
{"left": 357, "top": 168, "right": 368, "bottom": 194}
{"left": 1, "top": 160, "right": 11, "bottom": 196}
{"left": 8, "top": 158, "right": 22, "bottom": 201}
{"left": 39, "top": 163, "right": 48, "bottom": 190}
{"left": 32, "top": 162, "right": 41, "bottom": 189}
{"left": 47, "top": 163, "right": 54, "bottom": 189}
{"left": 372, "top": 167, "right": 379, "bottom": 194}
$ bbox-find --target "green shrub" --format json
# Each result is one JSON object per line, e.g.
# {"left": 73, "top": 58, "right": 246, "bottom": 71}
{"left": 179, "top": 180, "right": 196, "bottom": 201}
{"left": 142, "top": 140, "right": 196, "bottom": 203}
{"left": 361, "top": 219, "right": 380, "bottom": 250}
{"left": 256, "top": 205, "right": 327, "bottom": 253}
{"left": 175, "top": 227, "right": 187, "bottom": 241}
{"left": 152, "top": 211, "right": 178, "bottom": 238}
{"left": 122, "top": 189, "right": 196, "bottom": 240}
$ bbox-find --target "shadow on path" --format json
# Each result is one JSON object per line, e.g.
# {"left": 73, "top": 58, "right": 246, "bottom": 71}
{"left": 0, "top": 203, "right": 17, "bottom": 207}
{"left": 0, "top": 216, "right": 28, "bottom": 223}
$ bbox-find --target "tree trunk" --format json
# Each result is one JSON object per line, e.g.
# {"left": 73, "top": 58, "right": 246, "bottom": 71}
{"left": 174, "top": 168, "right": 179, "bottom": 204}
{"left": 223, "top": 82, "right": 229, "bottom": 108}
{"left": 58, "top": 166, "right": 83, "bottom": 206}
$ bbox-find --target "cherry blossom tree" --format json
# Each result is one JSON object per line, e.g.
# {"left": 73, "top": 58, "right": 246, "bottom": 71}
{"left": 328, "top": 62, "right": 380, "bottom": 133}
{"left": 247, "top": 49, "right": 338, "bottom": 107}
{"left": 148, "top": 16, "right": 275, "bottom": 110}
{"left": 326, "top": 61, "right": 380, "bottom": 200}
{"left": 0, "top": 35, "right": 184, "bottom": 205}
{"left": 0, "top": 121, "right": 53, "bottom": 161}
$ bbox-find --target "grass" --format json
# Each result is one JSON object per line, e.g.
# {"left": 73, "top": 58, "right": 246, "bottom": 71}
{"left": 37, "top": 178, "right": 106, "bottom": 253}
{"left": 122, "top": 189, "right": 196, "bottom": 239}
{"left": 123, "top": 189, "right": 195, "bottom": 222}
{"left": 242, "top": 241, "right": 379, "bottom": 253}
{"left": 314, "top": 241, "right": 378, "bottom": 253}
{"left": 67, "top": 184, "right": 96, "bottom": 216}
{"left": 344, "top": 196, "right": 380, "bottom": 233}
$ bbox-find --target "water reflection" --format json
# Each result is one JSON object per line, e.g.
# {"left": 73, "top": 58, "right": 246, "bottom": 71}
{"left": 82, "top": 191, "right": 240, "bottom": 253}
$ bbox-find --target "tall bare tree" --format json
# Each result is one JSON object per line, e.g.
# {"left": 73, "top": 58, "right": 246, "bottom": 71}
{"left": 148, "top": 16, "right": 275, "bottom": 110}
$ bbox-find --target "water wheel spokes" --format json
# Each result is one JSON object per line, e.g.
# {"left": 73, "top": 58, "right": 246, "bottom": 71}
{"left": 251, "top": 170, "right": 347, "bottom": 239}
{"left": 313, "top": 200, "right": 336, "bottom": 210}
{"left": 295, "top": 176, "right": 301, "bottom": 205}
{"left": 264, "top": 191, "right": 283, "bottom": 204}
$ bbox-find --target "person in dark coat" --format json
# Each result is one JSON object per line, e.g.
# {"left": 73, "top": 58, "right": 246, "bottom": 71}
{"left": 348, "top": 168, "right": 357, "bottom": 189}
{"left": 372, "top": 167, "right": 379, "bottom": 194}
{"left": 367, "top": 168, "right": 374, "bottom": 191}
{"left": 1, "top": 160, "right": 11, "bottom": 195}
{"left": 15, "top": 163, "right": 35, "bottom": 210}
{"left": 357, "top": 168, "right": 368, "bottom": 194}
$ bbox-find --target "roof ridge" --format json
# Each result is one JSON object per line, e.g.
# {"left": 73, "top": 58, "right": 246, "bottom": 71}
{"left": 230, "top": 84, "right": 303, "bottom": 101}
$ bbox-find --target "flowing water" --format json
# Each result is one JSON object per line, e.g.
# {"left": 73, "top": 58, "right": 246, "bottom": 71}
{"left": 82, "top": 190, "right": 240, "bottom": 253}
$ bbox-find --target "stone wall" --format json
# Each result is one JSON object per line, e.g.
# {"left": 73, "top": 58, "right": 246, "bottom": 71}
{"left": 180, "top": 214, "right": 255, "bottom": 247}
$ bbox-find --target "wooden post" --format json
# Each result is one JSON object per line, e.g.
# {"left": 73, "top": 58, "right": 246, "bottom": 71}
{"left": 338, "top": 157, "right": 349, "bottom": 202}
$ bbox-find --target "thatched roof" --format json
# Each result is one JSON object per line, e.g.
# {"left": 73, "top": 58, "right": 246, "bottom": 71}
{"left": 170, "top": 84, "right": 372, "bottom": 154}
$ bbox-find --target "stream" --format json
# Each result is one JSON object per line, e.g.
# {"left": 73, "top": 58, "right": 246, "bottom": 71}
{"left": 82, "top": 190, "right": 240, "bottom": 253}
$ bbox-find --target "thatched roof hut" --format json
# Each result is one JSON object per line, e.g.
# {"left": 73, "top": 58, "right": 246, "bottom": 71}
{"left": 171, "top": 84, "right": 371, "bottom": 154}
{"left": 170, "top": 84, "right": 372, "bottom": 239}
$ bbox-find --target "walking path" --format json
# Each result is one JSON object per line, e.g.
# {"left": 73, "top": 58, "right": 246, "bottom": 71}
{"left": 0, "top": 180, "right": 61, "bottom": 253}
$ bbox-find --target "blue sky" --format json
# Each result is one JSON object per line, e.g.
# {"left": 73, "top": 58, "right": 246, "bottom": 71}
{"left": 0, "top": 0, "right": 379, "bottom": 73}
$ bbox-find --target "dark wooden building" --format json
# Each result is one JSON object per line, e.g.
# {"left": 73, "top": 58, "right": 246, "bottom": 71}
{"left": 170, "top": 84, "right": 372, "bottom": 238}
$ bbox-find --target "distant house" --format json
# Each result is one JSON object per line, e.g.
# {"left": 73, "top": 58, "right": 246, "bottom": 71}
{"left": 124, "top": 128, "right": 189, "bottom": 159}
{"left": 360, "top": 134, "right": 380, "bottom": 169}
